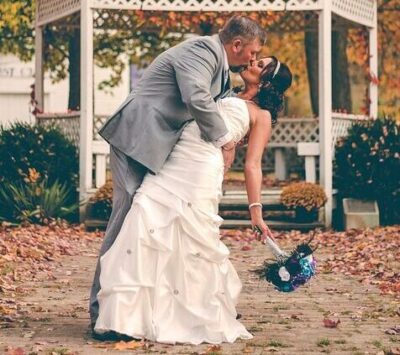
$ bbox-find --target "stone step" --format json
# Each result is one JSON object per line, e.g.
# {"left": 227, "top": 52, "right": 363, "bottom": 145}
{"left": 221, "top": 219, "right": 324, "bottom": 231}
{"left": 85, "top": 218, "right": 324, "bottom": 231}
{"left": 220, "top": 189, "right": 283, "bottom": 209}
{"left": 85, "top": 189, "right": 325, "bottom": 231}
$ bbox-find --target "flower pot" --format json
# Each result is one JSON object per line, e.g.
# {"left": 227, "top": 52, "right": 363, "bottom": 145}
{"left": 294, "top": 207, "right": 318, "bottom": 223}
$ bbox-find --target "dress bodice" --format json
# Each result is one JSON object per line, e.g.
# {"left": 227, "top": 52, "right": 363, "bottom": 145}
{"left": 216, "top": 97, "right": 250, "bottom": 143}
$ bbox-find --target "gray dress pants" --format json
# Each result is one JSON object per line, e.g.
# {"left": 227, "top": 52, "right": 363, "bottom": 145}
{"left": 89, "top": 145, "right": 147, "bottom": 327}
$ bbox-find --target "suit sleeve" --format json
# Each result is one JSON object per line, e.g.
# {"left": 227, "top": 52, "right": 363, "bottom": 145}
{"left": 173, "top": 40, "right": 232, "bottom": 145}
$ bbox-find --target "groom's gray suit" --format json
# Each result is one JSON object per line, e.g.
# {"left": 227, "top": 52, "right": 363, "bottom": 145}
{"left": 89, "top": 34, "right": 232, "bottom": 326}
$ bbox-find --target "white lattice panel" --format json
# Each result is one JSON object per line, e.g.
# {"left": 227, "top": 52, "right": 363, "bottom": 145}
{"left": 36, "top": 0, "right": 374, "bottom": 26}
{"left": 332, "top": 0, "right": 376, "bottom": 28}
{"left": 285, "top": 0, "right": 322, "bottom": 11}
{"left": 36, "top": 0, "right": 81, "bottom": 26}
{"left": 94, "top": 115, "right": 108, "bottom": 140}
{"left": 331, "top": 113, "right": 367, "bottom": 151}
{"left": 36, "top": 113, "right": 80, "bottom": 147}
{"left": 269, "top": 118, "right": 319, "bottom": 148}
{"left": 36, "top": 113, "right": 365, "bottom": 151}
{"left": 92, "top": 0, "right": 287, "bottom": 11}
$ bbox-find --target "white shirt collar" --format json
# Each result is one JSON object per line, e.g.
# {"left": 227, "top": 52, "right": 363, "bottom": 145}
{"left": 222, "top": 46, "right": 229, "bottom": 72}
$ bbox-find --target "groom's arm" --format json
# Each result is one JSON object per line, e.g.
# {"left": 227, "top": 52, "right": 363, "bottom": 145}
{"left": 173, "top": 40, "right": 233, "bottom": 147}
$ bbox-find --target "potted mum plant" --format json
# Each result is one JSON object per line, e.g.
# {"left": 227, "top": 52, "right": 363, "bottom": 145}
{"left": 87, "top": 180, "right": 113, "bottom": 221}
{"left": 280, "top": 182, "right": 327, "bottom": 223}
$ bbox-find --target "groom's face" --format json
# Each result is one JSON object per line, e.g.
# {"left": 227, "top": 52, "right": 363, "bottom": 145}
{"left": 228, "top": 38, "right": 262, "bottom": 73}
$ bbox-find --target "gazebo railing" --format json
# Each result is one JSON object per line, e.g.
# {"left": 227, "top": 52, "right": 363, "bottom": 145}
{"left": 36, "top": 113, "right": 368, "bottom": 190}
{"left": 37, "top": 112, "right": 110, "bottom": 190}
{"left": 331, "top": 112, "right": 368, "bottom": 150}
{"left": 36, "top": 112, "right": 80, "bottom": 146}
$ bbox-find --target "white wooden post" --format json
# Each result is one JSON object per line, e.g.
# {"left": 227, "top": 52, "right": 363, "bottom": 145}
{"left": 92, "top": 141, "right": 110, "bottom": 188}
{"left": 274, "top": 148, "right": 287, "bottom": 180}
{"left": 318, "top": 2, "right": 333, "bottom": 227}
{"left": 369, "top": 0, "right": 378, "bottom": 118}
{"left": 297, "top": 142, "right": 320, "bottom": 183}
{"left": 80, "top": 2, "right": 94, "bottom": 218}
{"left": 34, "top": 24, "right": 44, "bottom": 112}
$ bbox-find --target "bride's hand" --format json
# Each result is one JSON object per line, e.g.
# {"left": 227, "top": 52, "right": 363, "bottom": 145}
{"left": 221, "top": 143, "right": 236, "bottom": 173}
{"left": 251, "top": 219, "right": 273, "bottom": 243}
{"left": 237, "top": 134, "right": 249, "bottom": 147}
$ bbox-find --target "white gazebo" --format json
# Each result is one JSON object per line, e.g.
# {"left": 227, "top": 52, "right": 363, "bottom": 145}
{"left": 34, "top": 0, "right": 378, "bottom": 227}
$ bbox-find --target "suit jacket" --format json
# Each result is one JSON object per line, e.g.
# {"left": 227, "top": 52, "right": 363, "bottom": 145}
{"left": 98, "top": 34, "right": 230, "bottom": 173}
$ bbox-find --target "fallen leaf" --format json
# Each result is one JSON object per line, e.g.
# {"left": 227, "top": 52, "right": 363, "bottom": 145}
{"left": 205, "top": 345, "right": 222, "bottom": 354}
{"left": 114, "top": 340, "right": 145, "bottom": 350}
{"left": 241, "top": 245, "right": 252, "bottom": 251}
{"left": 242, "top": 345, "right": 253, "bottom": 353}
{"left": 291, "top": 314, "right": 302, "bottom": 320}
{"left": 323, "top": 317, "right": 340, "bottom": 328}
{"left": 385, "top": 326, "right": 400, "bottom": 335}
{"left": 7, "top": 348, "right": 25, "bottom": 355}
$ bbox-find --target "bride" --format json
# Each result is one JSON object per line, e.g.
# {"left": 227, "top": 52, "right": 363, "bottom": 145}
{"left": 94, "top": 56, "right": 292, "bottom": 344}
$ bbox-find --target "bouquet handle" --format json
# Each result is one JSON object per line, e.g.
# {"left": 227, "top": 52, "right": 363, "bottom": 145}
{"left": 253, "top": 225, "right": 287, "bottom": 258}
{"left": 264, "top": 237, "right": 287, "bottom": 258}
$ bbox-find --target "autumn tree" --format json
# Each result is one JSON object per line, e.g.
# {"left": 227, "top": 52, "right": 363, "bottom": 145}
{"left": 0, "top": 2, "right": 398, "bottom": 118}
{"left": 0, "top": 0, "right": 35, "bottom": 61}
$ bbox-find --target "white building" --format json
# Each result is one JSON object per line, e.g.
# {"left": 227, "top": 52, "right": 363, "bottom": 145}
{"left": 0, "top": 54, "right": 131, "bottom": 127}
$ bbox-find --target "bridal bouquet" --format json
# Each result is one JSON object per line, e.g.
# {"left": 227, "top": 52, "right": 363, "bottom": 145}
{"left": 255, "top": 229, "right": 317, "bottom": 292}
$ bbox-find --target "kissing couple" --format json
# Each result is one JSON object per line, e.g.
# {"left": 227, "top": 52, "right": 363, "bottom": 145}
{"left": 89, "top": 15, "right": 292, "bottom": 345}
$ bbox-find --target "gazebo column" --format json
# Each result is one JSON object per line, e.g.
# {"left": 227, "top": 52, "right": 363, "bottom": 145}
{"left": 34, "top": 24, "right": 44, "bottom": 112}
{"left": 369, "top": 1, "right": 378, "bottom": 118}
{"left": 79, "top": 2, "right": 94, "bottom": 217}
{"left": 318, "top": 2, "right": 333, "bottom": 227}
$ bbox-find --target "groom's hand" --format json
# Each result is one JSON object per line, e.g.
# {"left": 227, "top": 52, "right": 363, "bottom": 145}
{"left": 222, "top": 141, "right": 236, "bottom": 173}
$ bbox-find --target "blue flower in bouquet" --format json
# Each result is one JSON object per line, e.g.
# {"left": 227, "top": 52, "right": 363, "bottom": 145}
{"left": 299, "top": 256, "right": 315, "bottom": 278}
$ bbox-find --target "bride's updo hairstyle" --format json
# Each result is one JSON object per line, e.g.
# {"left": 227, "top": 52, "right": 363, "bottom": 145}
{"left": 256, "top": 56, "right": 292, "bottom": 125}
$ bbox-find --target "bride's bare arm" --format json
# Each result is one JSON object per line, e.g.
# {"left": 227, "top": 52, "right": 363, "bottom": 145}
{"left": 244, "top": 104, "right": 273, "bottom": 238}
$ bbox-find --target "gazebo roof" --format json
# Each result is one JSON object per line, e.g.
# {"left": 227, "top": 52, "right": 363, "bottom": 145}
{"left": 36, "top": 0, "right": 377, "bottom": 29}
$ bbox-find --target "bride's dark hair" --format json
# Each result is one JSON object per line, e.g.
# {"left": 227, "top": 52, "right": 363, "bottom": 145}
{"left": 255, "top": 56, "right": 292, "bottom": 125}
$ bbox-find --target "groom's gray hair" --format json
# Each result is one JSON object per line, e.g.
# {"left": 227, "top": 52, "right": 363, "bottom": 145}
{"left": 219, "top": 16, "right": 266, "bottom": 45}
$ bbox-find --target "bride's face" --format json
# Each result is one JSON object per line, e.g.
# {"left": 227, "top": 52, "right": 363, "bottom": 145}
{"left": 240, "top": 57, "right": 273, "bottom": 85}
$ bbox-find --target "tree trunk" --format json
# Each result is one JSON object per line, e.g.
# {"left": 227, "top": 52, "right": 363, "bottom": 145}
{"left": 304, "top": 31, "right": 319, "bottom": 116}
{"left": 332, "top": 29, "right": 352, "bottom": 113}
{"left": 68, "top": 28, "right": 80, "bottom": 111}
{"left": 304, "top": 29, "right": 352, "bottom": 116}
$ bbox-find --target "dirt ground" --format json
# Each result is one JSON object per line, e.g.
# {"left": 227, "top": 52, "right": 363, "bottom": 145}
{"left": 1, "top": 232, "right": 399, "bottom": 355}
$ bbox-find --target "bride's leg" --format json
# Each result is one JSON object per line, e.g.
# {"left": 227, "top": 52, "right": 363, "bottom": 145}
{"left": 89, "top": 145, "right": 147, "bottom": 328}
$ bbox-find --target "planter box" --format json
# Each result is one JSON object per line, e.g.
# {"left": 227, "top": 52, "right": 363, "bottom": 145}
{"left": 343, "top": 198, "right": 379, "bottom": 229}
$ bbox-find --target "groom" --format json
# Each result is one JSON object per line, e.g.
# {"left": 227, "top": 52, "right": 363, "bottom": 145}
{"left": 89, "top": 15, "right": 266, "bottom": 339}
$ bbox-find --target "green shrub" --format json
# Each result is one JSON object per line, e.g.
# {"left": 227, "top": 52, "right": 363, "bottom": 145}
{"left": 0, "top": 168, "right": 77, "bottom": 224}
{"left": 334, "top": 117, "right": 400, "bottom": 225}
{"left": 0, "top": 122, "right": 78, "bottom": 195}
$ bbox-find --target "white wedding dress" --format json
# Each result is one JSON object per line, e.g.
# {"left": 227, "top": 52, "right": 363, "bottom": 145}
{"left": 94, "top": 97, "right": 253, "bottom": 344}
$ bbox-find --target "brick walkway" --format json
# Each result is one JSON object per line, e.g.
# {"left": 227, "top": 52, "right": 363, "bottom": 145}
{"left": 2, "top": 235, "right": 399, "bottom": 354}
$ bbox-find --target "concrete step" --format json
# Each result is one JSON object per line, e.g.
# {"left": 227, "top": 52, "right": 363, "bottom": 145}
{"left": 85, "top": 219, "right": 108, "bottom": 230}
{"left": 85, "top": 218, "right": 324, "bottom": 231}
{"left": 220, "top": 189, "right": 282, "bottom": 207}
{"left": 221, "top": 219, "right": 324, "bottom": 230}
{"left": 85, "top": 189, "right": 325, "bottom": 231}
